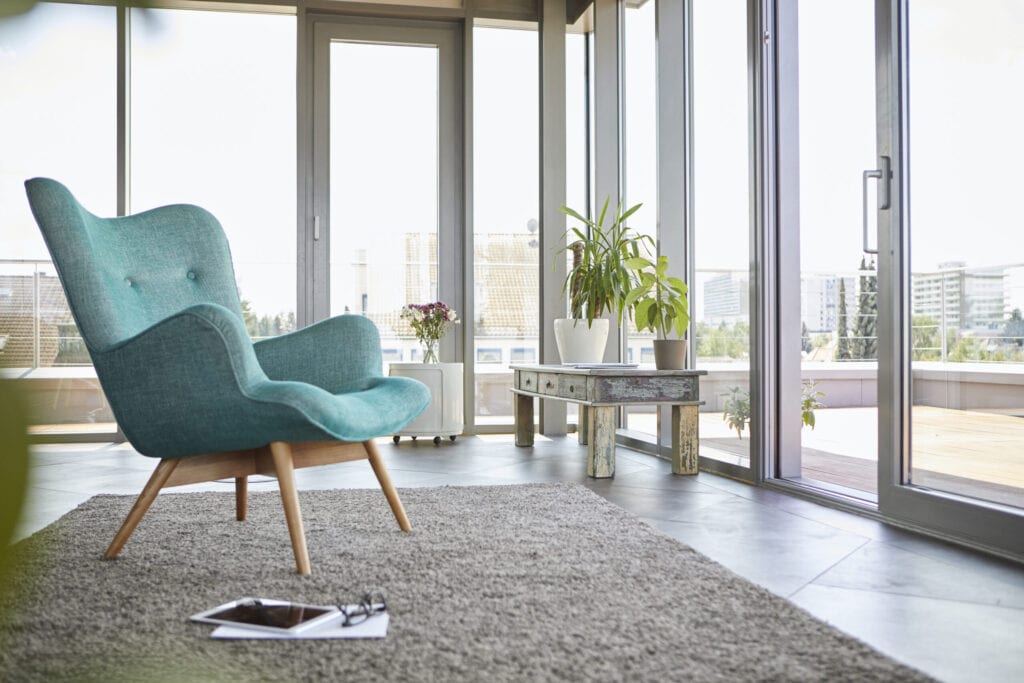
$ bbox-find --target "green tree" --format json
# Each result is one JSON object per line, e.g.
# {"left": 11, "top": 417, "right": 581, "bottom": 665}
{"left": 912, "top": 315, "right": 941, "bottom": 361}
{"left": 948, "top": 335, "right": 987, "bottom": 362}
{"left": 241, "top": 299, "right": 259, "bottom": 338}
{"left": 697, "top": 321, "right": 750, "bottom": 360}
{"left": 812, "top": 333, "right": 831, "bottom": 349}
{"left": 1002, "top": 308, "right": 1024, "bottom": 348}
{"left": 801, "top": 321, "right": 812, "bottom": 354}
{"left": 852, "top": 257, "right": 878, "bottom": 360}
{"left": 836, "top": 278, "right": 851, "bottom": 360}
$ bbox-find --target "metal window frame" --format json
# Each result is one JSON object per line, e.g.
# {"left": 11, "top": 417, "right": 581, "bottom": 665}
{"left": 539, "top": 0, "right": 569, "bottom": 435}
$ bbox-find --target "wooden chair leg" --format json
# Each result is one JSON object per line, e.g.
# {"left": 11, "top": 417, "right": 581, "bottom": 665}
{"left": 105, "top": 458, "right": 179, "bottom": 559}
{"left": 235, "top": 476, "right": 247, "bottom": 521}
{"left": 364, "top": 439, "right": 411, "bottom": 532}
{"left": 269, "top": 441, "right": 311, "bottom": 576}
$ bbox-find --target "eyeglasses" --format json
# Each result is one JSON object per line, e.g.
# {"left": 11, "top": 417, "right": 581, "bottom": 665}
{"left": 335, "top": 591, "right": 387, "bottom": 627}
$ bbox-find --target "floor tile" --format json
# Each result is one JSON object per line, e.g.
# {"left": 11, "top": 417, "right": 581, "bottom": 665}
{"left": 813, "top": 538, "right": 1024, "bottom": 608}
{"left": 790, "top": 583, "right": 1024, "bottom": 683}
{"left": 642, "top": 499, "right": 872, "bottom": 597}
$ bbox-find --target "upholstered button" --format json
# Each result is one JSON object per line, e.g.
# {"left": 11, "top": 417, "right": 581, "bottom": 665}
{"left": 124, "top": 277, "right": 134, "bottom": 287}
{"left": 187, "top": 271, "right": 197, "bottom": 280}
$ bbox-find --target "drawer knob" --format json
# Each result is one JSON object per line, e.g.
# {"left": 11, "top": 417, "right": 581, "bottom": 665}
{"left": 525, "top": 379, "right": 532, "bottom": 386}
{"left": 545, "top": 381, "right": 553, "bottom": 389}
{"left": 569, "top": 385, "right": 575, "bottom": 392}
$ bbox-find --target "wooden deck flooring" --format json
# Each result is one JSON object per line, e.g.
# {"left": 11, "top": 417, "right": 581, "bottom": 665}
{"left": 698, "top": 406, "right": 1024, "bottom": 508}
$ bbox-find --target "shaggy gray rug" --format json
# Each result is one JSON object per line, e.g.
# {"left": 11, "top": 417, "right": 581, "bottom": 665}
{"left": 0, "top": 483, "right": 930, "bottom": 682}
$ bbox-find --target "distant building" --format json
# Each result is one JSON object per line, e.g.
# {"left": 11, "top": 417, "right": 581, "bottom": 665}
{"left": 801, "top": 274, "right": 856, "bottom": 334}
{"left": 912, "top": 262, "right": 1006, "bottom": 332}
{"left": 703, "top": 273, "right": 749, "bottom": 326}
{"left": 0, "top": 273, "right": 75, "bottom": 368}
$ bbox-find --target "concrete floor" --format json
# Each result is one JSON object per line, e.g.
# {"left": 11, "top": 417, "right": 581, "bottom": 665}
{"left": 14, "top": 434, "right": 1024, "bottom": 683}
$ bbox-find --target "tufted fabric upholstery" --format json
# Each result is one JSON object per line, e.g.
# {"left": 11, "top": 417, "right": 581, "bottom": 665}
{"left": 25, "top": 178, "right": 431, "bottom": 458}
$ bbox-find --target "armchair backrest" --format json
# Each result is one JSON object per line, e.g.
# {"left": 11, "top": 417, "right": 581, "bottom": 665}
{"left": 25, "top": 178, "right": 245, "bottom": 351}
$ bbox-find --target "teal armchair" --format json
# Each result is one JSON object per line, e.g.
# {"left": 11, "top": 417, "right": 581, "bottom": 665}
{"left": 24, "top": 178, "right": 431, "bottom": 575}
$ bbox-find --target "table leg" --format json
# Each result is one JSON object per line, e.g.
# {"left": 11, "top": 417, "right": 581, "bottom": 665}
{"left": 578, "top": 405, "right": 589, "bottom": 445}
{"left": 515, "top": 393, "right": 535, "bottom": 447}
{"left": 672, "top": 404, "right": 699, "bottom": 475}
{"left": 587, "top": 406, "right": 615, "bottom": 478}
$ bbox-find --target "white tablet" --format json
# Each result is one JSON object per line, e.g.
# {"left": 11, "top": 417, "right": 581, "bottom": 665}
{"left": 191, "top": 598, "right": 342, "bottom": 635}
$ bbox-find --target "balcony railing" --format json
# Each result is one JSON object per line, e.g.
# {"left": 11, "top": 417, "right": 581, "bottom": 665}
{"left": 6, "top": 258, "right": 1024, "bottom": 429}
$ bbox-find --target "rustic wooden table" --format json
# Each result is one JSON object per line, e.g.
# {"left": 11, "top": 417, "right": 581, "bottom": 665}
{"left": 510, "top": 364, "right": 706, "bottom": 478}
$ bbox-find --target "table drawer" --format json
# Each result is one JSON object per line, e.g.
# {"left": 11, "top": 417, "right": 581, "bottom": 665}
{"left": 533, "top": 373, "right": 589, "bottom": 400}
{"left": 537, "top": 372, "right": 561, "bottom": 395}
{"left": 558, "top": 375, "right": 588, "bottom": 400}
{"left": 517, "top": 371, "right": 539, "bottom": 392}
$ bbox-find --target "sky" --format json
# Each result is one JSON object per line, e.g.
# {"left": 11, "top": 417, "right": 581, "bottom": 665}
{"left": 2, "top": 0, "right": 1023, "bottom": 320}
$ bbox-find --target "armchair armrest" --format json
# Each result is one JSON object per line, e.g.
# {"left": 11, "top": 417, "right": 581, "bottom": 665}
{"left": 253, "top": 314, "right": 384, "bottom": 393}
{"left": 92, "top": 303, "right": 269, "bottom": 457}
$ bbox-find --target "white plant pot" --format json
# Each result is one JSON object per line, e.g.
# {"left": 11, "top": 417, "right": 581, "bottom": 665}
{"left": 554, "top": 318, "right": 609, "bottom": 364}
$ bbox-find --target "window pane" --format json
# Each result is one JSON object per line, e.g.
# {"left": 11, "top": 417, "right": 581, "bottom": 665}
{"left": 793, "top": 1, "right": 877, "bottom": 496}
{"left": 908, "top": 0, "right": 1024, "bottom": 509}
{"left": 0, "top": 2, "right": 117, "bottom": 433}
{"left": 473, "top": 25, "right": 539, "bottom": 425}
{"left": 131, "top": 8, "right": 297, "bottom": 340}
{"left": 566, "top": 31, "right": 588, "bottom": 224}
{"left": 329, "top": 40, "right": 439, "bottom": 368}
{"left": 693, "top": 0, "right": 753, "bottom": 466}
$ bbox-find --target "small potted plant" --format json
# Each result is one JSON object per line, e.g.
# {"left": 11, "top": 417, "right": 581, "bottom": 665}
{"left": 557, "top": 198, "right": 654, "bottom": 363}
{"left": 624, "top": 254, "right": 690, "bottom": 369}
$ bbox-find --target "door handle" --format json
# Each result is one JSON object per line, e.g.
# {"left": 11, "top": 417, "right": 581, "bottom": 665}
{"left": 862, "top": 156, "right": 891, "bottom": 255}
{"left": 314, "top": 215, "right": 321, "bottom": 241}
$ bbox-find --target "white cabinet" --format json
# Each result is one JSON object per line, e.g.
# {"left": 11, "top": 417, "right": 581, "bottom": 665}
{"left": 388, "top": 362, "right": 464, "bottom": 444}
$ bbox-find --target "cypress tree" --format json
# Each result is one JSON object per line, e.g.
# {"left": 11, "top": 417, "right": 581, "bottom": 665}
{"left": 864, "top": 257, "right": 878, "bottom": 358}
{"left": 853, "top": 257, "right": 878, "bottom": 360}
{"left": 837, "top": 278, "right": 851, "bottom": 360}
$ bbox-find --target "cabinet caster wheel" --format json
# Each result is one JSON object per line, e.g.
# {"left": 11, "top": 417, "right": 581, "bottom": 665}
{"left": 433, "top": 436, "right": 441, "bottom": 445}
{"left": 450, "top": 435, "right": 457, "bottom": 441}
{"left": 393, "top": 435, "right": 400, "bottom": 444}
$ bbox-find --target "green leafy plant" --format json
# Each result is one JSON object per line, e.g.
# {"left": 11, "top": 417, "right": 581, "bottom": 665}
{"left": 722, "top": 386, "right": 751, "bottom": 439}
{"left": 560, "top": 199, "right": 655, "bottom": 328}
{"left": 723, "top": 381, "right": 826, "bottom": 438}
{"left": 801, "top": 379, "right": 825, "bottom": 429}
{"left": 624, "top": 254, "right": 690, "bottom": 339}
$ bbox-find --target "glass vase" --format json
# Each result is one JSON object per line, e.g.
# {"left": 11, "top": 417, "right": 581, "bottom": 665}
{"left": 422, "top": 340, "right": 439, "bottom": 364}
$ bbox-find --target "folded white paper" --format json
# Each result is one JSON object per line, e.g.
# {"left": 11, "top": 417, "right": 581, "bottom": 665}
{"left": 211, "top": 611, "right": 388, "bottom": 639}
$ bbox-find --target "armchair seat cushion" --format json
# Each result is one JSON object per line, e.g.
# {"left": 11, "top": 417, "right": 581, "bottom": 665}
{"left": 248, "top": 375, "right": 431, "bottom": 445}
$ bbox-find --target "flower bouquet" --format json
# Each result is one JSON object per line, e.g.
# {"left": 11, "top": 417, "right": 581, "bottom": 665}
{"left": 400, "top": 301, "right": 459, "bottom": 363}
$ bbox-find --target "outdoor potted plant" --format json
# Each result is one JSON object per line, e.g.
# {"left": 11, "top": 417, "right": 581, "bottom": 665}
{"left": 624, "top": 253, "right": 690, "bottom": 369}
{"left": 390, "top": 301, "right": 463, "bottom": 444}
{"left": 557, "top": 198, "right": 653, "bottom": 363}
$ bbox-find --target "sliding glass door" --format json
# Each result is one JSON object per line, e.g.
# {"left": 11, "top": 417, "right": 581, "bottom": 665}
{"left": 881, "top": 0, "right": 1024, "bottom": 553}
{"left": 311, "top": 18, "right": 463, "bottom": 369}
{"left": 777, "top": 0, "right": 1023, "bottom": 556}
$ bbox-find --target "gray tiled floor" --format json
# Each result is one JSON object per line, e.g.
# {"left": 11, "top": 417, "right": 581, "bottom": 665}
{"left": 13, "top": 434, "right": 1024, "bottom": 683}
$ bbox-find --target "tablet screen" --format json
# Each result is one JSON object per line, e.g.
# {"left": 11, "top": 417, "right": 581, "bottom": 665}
{"left": 205, "top": 602, "right": 333, "bottom": 630}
